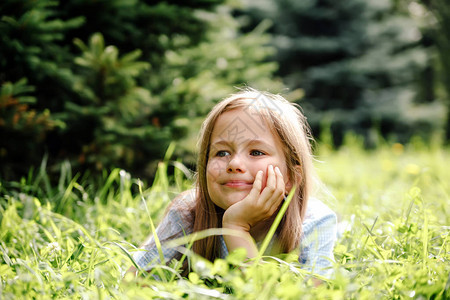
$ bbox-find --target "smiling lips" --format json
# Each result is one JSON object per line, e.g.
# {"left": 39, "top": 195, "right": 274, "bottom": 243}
{"left": 223, "top": 180, "right": 253, "bottom": 188}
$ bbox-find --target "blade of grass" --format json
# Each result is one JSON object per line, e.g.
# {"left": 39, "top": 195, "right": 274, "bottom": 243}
{"left": 55, "top": 173, "right": 80, "bottom": 214}
{"left": 138, "top": 180, "right": 165, "bottom": 265}
{"left": 57, "top": 160, "right": 72, "bottom": 194}
{"left": 99, "top": 169, "right": 120, "bottom": 203}
{"left": 437, "top": 230, "right": 448, "bottom": 257}
{"left": 357, "top": 216, "right": 378, "bottom": 261}
{"left": 15, "top": 258, "right": 44, "bottom": 287}
{"left": 0, "top": 244, "right": 13, "bottom": 266}
{"left": 163, "top": 142, "right": 176, "bottom": 162}
{"left": 33, "top": 154, "right": 53, "bottom": 199}
{"left": 109, "top": 241, "right": 144, "bottom": 273}
{"left": 258, "top": 187, "right": 296, "bottom": 259}
{"left": 152, "top": 162, "right": 169, "bottom": 193}
{"left": 422, "top": 205, "right": 429, "bottom": 269}
{"left": 169, "top": 228, "right": 193, "bottom": 282}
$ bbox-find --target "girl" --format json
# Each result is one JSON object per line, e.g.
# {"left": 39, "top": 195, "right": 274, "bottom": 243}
{"left": 131, "top": 88, "right": 337, "bottom": 277}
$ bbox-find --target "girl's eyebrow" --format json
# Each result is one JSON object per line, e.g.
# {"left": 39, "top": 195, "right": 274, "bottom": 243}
{"left": 210, "top": 140, "right": 230, "bottom": 147}
{"left": 247, "top": 139, "right": 272, "bottom": 147}
{"left": 210, "top": 139, "right": 275, "bottom": 151}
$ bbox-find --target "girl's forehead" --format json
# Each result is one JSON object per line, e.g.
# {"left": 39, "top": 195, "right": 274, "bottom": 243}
{"left": 210, "top": 108, "right": 280, "bottom": 145}
{"left": 215, "top": 107, "right": 268, "bottom": 129}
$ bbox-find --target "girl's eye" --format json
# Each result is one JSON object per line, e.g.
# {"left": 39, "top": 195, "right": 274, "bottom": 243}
{"left": 250, "top": 150, "right": 265, "bottom": 156}
{"left": 216, "top": 150, "right": 230, "bottom": 157}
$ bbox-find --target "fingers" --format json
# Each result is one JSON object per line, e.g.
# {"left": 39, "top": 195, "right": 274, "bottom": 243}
{"left": 260, "top": 165, "right": 284, "bottom": 197}
{"left": 246, "top": 170, "right": 263, "bottom": 200}
{"left": 265, "top": 164, "right": 276, "bottom": 191}
{"left": 259, "top": 165, "right": 285, "bottom": 213}
{"left": 274, "top": 166, "right": 285, "bottom": 196}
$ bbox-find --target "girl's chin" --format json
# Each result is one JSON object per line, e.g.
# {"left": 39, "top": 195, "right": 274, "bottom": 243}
{"left": 232, "top": 189, "right": 252, "bottom": 196}
{"left": 211, "top": 190, "right": 251, "bottom": 210}
{"left": 224, "top": 192, "right": 249, "bottom": 205}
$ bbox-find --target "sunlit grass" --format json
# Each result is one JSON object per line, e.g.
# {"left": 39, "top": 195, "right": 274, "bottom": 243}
{"left": 0, "top": 138, "right": 449, "bottom": 299}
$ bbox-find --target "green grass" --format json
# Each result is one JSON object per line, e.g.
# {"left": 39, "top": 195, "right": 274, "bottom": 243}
{"left": 0, "top": 139, "right": 449, "bottom": 299}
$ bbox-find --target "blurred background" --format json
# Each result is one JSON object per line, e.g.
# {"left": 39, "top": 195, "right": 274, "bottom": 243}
{"left": 0, "top": 0, "right": 448, "bottom": 181}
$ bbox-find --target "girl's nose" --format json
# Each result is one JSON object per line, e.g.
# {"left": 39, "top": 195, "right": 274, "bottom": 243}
{"left": 227, "top": 155, "right": 246, "bottom": 173}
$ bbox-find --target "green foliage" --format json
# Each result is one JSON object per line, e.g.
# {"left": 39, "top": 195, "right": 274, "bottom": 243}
{"left": 413, "top": 0, "right": 450, "bottom": 140}
{"left": 0, "top": 0, "right": 82, "bottom": 179}
{"left": 240, "top": 0, "right": 446, "bottom": 146}
{"left": 0, "top": 0, "right": 282, "bottom": 180}
{"left": 0, "top": 0, "right": 84, "bottom": 104}
{"left": 0, "top": 79, "right": 60, "bottom": 179}
{"left": 0, "top": 143, "right": 449, "bottom": 298}
{"left": 148, "top": 7, "right": 286, "bottom": 163}
{"left": 64, "top": 32, "right": 159, "bottom": 172}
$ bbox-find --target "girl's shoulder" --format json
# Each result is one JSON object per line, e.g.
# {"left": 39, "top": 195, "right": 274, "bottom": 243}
{"left": 166, "top": 189, "right": 197, "bottom": 225}
{"left": 303, "top": 197, "right": 337, "bottom": 224}
{"left": 170, "top": 189, "right": 197, "bottom": 211}
{"left": 301, "top": 197, "right": 337, "bottom": 242}
{"left": 152, "top": 189, "right": 197, "bottom": 237}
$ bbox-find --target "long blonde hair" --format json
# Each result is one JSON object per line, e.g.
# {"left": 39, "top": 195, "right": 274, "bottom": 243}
{"left": 193, "top": 88, "right": 316, "bottom": 261}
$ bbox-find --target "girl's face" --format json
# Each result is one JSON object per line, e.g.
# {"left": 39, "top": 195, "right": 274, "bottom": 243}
{"left": 206, "top": 108, "right": 290, "bottom": 210}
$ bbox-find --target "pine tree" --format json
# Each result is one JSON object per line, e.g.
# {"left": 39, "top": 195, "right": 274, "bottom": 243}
{"left": 415, "top": 0, "right": 450, "bottom": 141}
{"left": 1, "top": 0, "right": 284, "bottom": 179}
{"left": 0, "top": 79, "right": 56, "bottom": 177}
{"left": 0, "top": 0, "right": 82, "bottom": 179}
{"left": 241, "top": 0, "right": 444, "bottom": 145}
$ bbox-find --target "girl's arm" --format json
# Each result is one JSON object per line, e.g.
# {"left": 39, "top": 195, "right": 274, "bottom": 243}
{"left": 125, "top": 190, "right": 195, "bottom": 276}
{"left": 221, "top": 165, "right": 285, "bottom": 258}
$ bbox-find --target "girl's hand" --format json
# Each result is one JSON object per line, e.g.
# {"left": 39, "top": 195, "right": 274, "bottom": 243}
{"left": 222, "top": 165, "right": 285, "bottom": 232}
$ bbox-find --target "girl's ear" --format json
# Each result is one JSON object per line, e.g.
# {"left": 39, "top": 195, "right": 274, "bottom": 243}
{"left": 285, "top": 165, "right": 302, "bottom": 193}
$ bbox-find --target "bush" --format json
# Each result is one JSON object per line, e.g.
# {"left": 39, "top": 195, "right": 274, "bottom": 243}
{"left": 0, "top": 0, "right": 284, "bottom": 180}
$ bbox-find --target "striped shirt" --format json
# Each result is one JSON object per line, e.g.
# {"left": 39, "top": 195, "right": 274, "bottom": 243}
{"left": 133, "top": 189, "right": 337, "bottom": 277}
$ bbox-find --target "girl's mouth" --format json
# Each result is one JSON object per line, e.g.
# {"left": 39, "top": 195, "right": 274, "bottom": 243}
{"left": 223, "top": 180, "right": 253, "bottom": 188}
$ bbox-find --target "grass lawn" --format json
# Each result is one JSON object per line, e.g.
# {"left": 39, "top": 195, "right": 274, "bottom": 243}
{"left": 1, "top": 139, "right": 449, "bottom": 299}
